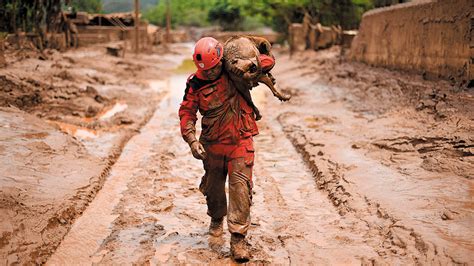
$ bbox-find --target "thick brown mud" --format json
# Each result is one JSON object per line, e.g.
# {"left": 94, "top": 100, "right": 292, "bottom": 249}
{"left": 273, "top": 49, "right": 473, "bottom": 264}
{"left": 48, "top": 45, "right": 474, "bottom": 264}
{"left": 3, "top": 44, "right": 472, "bottom": 264}
{"left": 48, "top": 69, "right": 382, "bottom": 265}
{"left": 0, "top": 43, "right": 190, "bottom": 264}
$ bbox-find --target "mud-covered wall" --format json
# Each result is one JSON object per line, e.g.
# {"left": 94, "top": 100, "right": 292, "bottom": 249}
{"left": 76, "top": 26, "right": 148, "bottom": 47}
{"left": 350, "top": 0, "right": 472, "bottom": 83}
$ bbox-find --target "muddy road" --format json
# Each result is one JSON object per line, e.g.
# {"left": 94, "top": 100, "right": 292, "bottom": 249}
{"left": 47, "top": 73, "right": 378, "bottom": 265}
{"left": 47, "top": 47, "right": 473, "bottom": 264}
{"left": 2, "top": 44, "right": 472, "bottom": 264}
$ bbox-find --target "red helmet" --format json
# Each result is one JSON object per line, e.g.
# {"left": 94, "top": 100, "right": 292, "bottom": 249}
{"left": 193, "top": 37, "right": 223, "bottom": 70}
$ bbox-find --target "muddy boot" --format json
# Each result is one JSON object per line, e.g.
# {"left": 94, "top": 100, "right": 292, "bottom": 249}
{"left": 209, "top": 217, "right": 224, "bottom": 237}
{"left": 230, "top": 233, "right": 250, "bottom": 262}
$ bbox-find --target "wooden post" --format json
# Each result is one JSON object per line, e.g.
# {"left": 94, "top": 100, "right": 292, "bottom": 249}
{"left": 166, "top": 0, "right": 171, "bottom": 43}
{"left": 134, "top": 0, "right": 140, "bottom": 53}
{"left": 0, "top": 34, "right": 6, "bottom": 67}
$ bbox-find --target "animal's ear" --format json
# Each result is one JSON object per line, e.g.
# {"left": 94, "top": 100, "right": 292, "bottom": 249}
{"left": 249, "top": 36, "right": 272, "bottom": 56}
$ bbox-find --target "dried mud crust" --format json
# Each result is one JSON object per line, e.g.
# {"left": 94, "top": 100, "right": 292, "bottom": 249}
{"left": 272, "top": 48, "right": 473, "bottom": 264}
{"left": 0, "top": 43, "right": 180, "bottom": 264}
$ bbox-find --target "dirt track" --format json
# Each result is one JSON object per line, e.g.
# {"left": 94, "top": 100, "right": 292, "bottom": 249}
{"left": 47, "top": 75, "right": 380, "bottom": 264}
{"left": 1, "top": 43, "right": 473, "bottom": 264}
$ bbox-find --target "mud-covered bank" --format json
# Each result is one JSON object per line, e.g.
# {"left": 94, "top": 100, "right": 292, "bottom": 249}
{"left": 272, "top": 47, "right": 473, "bottom": 264}
{"left": 0, "top": 43, "right": 190, "bottom": 264}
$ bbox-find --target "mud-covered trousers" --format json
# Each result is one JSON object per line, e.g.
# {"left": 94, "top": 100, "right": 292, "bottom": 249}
{"left": 199, "top": 137, "right": 254, "bottom": 235}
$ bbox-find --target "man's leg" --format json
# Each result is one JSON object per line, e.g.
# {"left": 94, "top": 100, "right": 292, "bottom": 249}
{"left": 227, "top": 157, "right": 253, "bottom": 235}
{"left": 201, "top": 145, "right": 228, "bottom": 236}
{"left": 227, "top": 140, "right": 254, "bottom": 261}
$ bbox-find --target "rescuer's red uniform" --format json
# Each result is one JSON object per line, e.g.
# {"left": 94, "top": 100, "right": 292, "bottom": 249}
{"left": 179, "top": 33, "right": 276, "bottom": 242}
{"left": 178, "top": 69, "right": 259, "bottom": 235}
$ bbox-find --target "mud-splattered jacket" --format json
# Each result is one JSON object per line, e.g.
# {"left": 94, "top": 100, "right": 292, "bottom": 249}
{"left": 178, "top": 71, "right": 258, "bottom": 145}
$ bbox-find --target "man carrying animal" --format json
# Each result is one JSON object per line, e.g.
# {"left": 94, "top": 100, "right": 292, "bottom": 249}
{"left": 178, "top": 37, "right": 276, "bottom": 262}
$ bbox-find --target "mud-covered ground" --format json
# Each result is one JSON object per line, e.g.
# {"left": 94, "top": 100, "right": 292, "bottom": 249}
{"left": 0, "top": 42, "right": 189, "bottom": 264}
{"left": 274, "top": 47, "right": 473, "bottom": 264}
{"left": 1, "top": 43, "right": 473, "bottom": 264}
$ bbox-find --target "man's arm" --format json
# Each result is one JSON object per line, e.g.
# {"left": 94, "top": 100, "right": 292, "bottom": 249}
{"left": 259, "top": 54, "right": 275, "bottom": 73}
{"left": 178, "top": 82, "right": 207, "bottom": 159}
{"left": 179, "top": 83, "right": 198, "bottom": 145}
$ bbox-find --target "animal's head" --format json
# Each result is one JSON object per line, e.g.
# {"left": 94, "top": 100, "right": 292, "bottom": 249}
{"left": 223, "top": 35, "right": 291, "bottom": 102}
{"left": 223, "top": 36, "right": 265, "bottom": 87}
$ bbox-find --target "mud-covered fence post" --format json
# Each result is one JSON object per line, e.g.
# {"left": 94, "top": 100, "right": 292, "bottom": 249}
{"left": 0, "top": 32, "right": 6, "bottom": 67}
{"left": 134, "top": 0, "right": 140, "bottom": 53}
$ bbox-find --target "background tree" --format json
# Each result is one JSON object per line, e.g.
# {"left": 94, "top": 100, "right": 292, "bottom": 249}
{"left": 208, "top": 1, "right": 243, "bottom": 31}
{"left": 69, "top": 0, "right": 102, "bottom": 13}
{"left": 144, "top": 0, "right": 214, "bottom": 28}
{"left": 102, "top": 0, "right": 157, "bottom": 13}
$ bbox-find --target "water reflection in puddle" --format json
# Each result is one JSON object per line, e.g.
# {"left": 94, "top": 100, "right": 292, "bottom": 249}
{"left": 49, "top": 121, "right": 98, "bottom": 139}
{"left": 99, "top": 102, "right": 128, "bottom": 120}
{"left": 153, "top": 75, "right": 189, "bottom": 110}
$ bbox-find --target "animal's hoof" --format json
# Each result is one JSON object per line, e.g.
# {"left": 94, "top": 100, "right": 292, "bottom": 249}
{"left": 279, "top": 95, "right": 291, "bottom": 102}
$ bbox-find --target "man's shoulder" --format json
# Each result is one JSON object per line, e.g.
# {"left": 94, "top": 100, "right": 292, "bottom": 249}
{"left": 187, "top": 72, "right": 225, "bottom": 91}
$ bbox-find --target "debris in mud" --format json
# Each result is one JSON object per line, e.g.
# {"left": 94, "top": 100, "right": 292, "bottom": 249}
{"left": 55, "top": 70, "right": 74, "bottom": 80}
{"left": 441, "top": 209, "right": 458, "bottom": 221}
{"left": 0, "top": 73, "right": 109, "bottom": 121}
{"left": 106, "top": 45, "right": 124, "bottom": 57}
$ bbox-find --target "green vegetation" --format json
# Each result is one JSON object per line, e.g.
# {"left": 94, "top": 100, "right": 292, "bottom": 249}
{"left": 102, "top": 0, "right": 157, "bottom": 13}
{"left": 141, "top": 0, "right": 407, "bottom": 33}
{"left": 0, "top": 0, "right": 408, "bottom": 35}
{"left": 0, "top": 0, "right": 66, "bottom": 33}
{"left": 70, "top": 0, "right": 102, "bottom": 13}
{"left": 208, "top": 2, "right": 243, "bottom": 31}
{"left": 144, "top": 0, "right": 214, "bottom": 28}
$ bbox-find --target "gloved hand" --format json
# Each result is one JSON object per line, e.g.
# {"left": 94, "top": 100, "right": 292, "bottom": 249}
{"left": 190, "top": 141, "right": 207, "bottom": 160}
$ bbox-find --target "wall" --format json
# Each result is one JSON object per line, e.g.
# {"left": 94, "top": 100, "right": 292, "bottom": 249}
{"left": 76, "top": 26, "right": 149, "bottom": 47}
{"left": 350, "top": 0, "right": 472, "bottom": 83}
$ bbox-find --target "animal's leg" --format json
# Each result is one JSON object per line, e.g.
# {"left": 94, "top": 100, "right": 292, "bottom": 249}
{"left": 258, "top": 75, "right": 291, "bottom": 102}
{"left": 236, "top": 85, "right": 262, "bottom": 121}
{"left": 267, "top": 72, "right": 276, "bottom": 85}
{"left": 243, "top": 89, "right": 262, "bottom": 121}
{"left": 253, "top": 105, "right": 262, "bottom": 121}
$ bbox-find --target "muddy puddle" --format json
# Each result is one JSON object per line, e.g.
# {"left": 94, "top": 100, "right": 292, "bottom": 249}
{"left": 46, "top": 101, "right": 131, "bottom": 158}
{"left": 99, "top": 102, "right": 128, "bottom": 120}
{"left": 50, "top": 120, "right": 98, "bottom": 139}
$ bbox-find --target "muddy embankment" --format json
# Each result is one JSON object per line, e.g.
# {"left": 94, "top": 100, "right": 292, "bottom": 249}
{"left": 350, "top": 0, "right": 472, "bottom": 84}
{"left": 272, "top": 47, "right": 473, "bottom": 264}
{"left": 0, "top": 42, "right": 189, "bottom": 264}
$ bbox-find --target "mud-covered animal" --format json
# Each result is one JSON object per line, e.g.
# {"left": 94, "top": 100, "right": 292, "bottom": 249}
{"left": 223, "top": 36, "right": 291, "bottom": 120}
